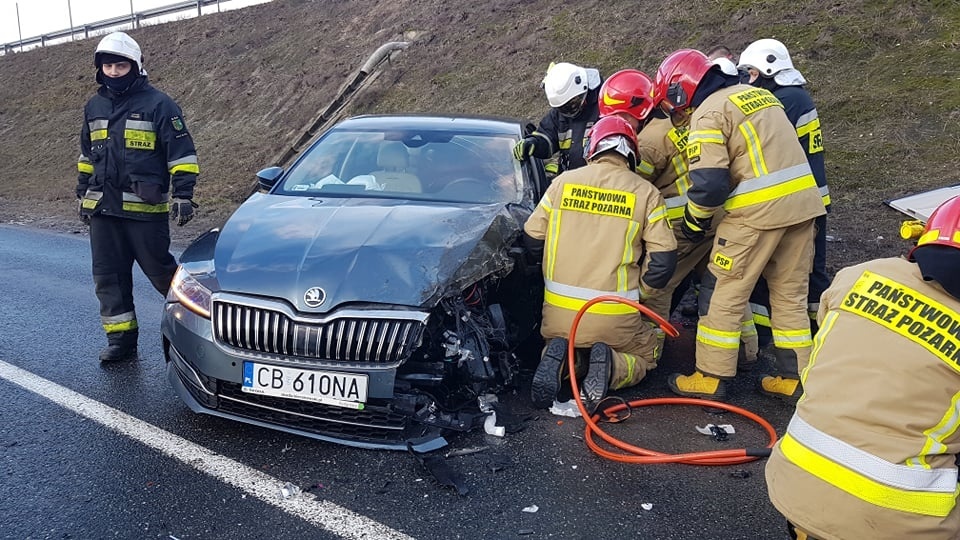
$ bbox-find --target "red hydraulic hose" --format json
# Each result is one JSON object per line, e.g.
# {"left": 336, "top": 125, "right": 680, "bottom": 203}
{"left": 566, "top": 295, "right": 778, "bottom": 465}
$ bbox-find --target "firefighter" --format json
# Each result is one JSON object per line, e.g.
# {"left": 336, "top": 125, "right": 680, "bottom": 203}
{"left": 738, "top": 38, "right": 831, "bottom": 341}
{"left": 77, "top": 32, "right": 199, "bottom": 362}
{"left": 600, "top": 68, "right": 760, "bottom": 368}
{"left": 653, "top": 49, "right": 825, "bottom": 402}
{"left": 765, "top": 196, "right": 960, "bottom": 540}
{"left": 513, "top": 62, "right": 601, "bottom": 176}
{"left": 524, "top": 115, "right": 677, "bottom": 408}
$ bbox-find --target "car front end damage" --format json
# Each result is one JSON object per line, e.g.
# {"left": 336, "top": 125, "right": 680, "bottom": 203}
{"left": 162, "top": 202, "right": 541, "bottom": 451}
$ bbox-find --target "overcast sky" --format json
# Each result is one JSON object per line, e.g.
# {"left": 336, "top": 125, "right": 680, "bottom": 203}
{"left": 0, "top": 0, "right": 271, "bottom": 45}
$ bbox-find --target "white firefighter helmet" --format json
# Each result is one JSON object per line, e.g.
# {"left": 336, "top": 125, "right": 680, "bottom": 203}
{"left": 95, "top": 32, "right": 145, "bottom": 75}
{"left": 542, "top": 62, "right": 590, "bottom": 108}
{"left": 711, "top": 57, "right": 739, "bottom": 77}
{"left": 738, "top": 38, "right": 806, "bottom": 86}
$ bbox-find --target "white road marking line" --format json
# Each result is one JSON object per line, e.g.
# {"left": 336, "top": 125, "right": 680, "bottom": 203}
{"left": 0, "top": 360, "right": 414, "bottom": 540}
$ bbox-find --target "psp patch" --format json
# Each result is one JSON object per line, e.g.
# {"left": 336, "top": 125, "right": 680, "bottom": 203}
{"left": 687, "top": 142, "right": 701, "bottom": 164}
{"left": 171, "top": 116, "right": 184, "bottom": 131}
{"left": 713, "top": 252, "right": 733, "bottom": 271}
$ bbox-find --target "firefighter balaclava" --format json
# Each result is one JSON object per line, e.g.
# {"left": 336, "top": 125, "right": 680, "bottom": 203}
{"left": 94, "top": 32, "right": 143, "bottom": 93}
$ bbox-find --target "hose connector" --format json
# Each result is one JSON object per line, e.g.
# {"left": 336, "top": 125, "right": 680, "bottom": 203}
{"left": 900, "top": 220, "right": 925, "bottom": 240}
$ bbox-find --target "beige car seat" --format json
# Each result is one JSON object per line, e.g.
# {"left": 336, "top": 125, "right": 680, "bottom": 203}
{"left": 371, "top": 143, "right": 422, "bottom": 193}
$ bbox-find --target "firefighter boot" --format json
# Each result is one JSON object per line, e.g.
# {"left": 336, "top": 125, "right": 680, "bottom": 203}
{"left": 531, "top": 338, "right": 569, "bottom": 408}
{"left": 581, "top": 342, "right": 612, "bottom": 404}
{"left": 758, "top": 348, "right": 803, "bottom": 403}
{"left": 667, "top": 371, "right": 727, "bottom": 400}
{"left": 99, "top": 330, "right": 138, "bottom": 363}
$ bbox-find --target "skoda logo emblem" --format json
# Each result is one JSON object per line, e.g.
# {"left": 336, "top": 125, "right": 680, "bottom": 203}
{"left": 304, "top": 287, "right": 326, "bottom": 307}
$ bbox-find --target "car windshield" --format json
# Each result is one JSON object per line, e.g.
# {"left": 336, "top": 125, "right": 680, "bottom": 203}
{"left": 277, "top": 127, "right": 523, "bottom": 204}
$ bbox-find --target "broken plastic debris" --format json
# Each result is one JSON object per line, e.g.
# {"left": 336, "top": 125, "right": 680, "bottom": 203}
{"left": 280, "top": 482, "right": 300, "bottom": 499}
{"left": 522, "top": 505, "right": 539, "bottom": 513}
{"left": 640, "top": 503, "right": 653, "bottom": 511}
{"left": 478, "top": 394, "right": 499, "bottom": 413}
{"left": 549, "top": 399, "right": 582, "bottom": 418}
{"left": 445, "top": 446, "right": 489, "bottom": 458}
{"left": 730, "top": 469, "right": 751, "bottom": 479}
{"left": 484, "top": 413, "right": 505, "bottom": 437}
{"left": 695, "top": 424, "right": 735, "bottom": 435}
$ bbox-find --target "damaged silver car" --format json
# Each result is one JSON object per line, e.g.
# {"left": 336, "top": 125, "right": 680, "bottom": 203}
{"left": 162, "top": 115, "right": 547, "bottom": 451}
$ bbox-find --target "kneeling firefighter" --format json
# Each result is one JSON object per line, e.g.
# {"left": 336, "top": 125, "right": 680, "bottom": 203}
{"left": 765, "top": 196, "right": 960, "bottom": 540}
{"left": 523, "top": 115, "right": 677, "bottom": 408}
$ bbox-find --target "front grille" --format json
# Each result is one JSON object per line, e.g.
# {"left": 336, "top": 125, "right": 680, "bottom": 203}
{"left": 212, "top": 301, "right": 425, "bottom": 364}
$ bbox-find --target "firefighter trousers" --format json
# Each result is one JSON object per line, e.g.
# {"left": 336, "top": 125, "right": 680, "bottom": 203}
{"left": 90, "top": 215, "right": 177, "bottom": 337}
{"left": 695, "top": 219, "right": 815, "bottom": 378}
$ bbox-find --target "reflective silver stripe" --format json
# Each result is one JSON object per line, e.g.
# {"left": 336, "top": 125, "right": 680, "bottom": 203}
{"left": 795, "top": 109, "right": 819, "bottom": 128}
{"left": 728, "top": 163, "right": 812, "bottom": 197}
{"left": 101, "top": 311, "right": 136, "bottom": 324}
{"left": 819, "top": 185, "right": 830, "bottom": 197}
{"left": 82, "top": 190, "right": 168, "bottom": 203}
{"left": 124, "top": 119, "right": 155, "bottom": 131}
{"left": 78, "top": 154, "right": 91, "bottom": 164}
{"left": 544, "top": 278, "right": 639, "bottom": 302}
{"left": 168, "top": 155, "right": 198, "bottom": 168}
{"left": 88, "top": 119, "right": 109, "bottom": 131}
{"left": 688, "top": 130, "right": 724, "bottom": 144}
{"left": 787, "top": 415, "right": 959, "bottom": 492}
{"left": 749, "top": 302, "right": 770, "bottom": 318}
{"left": 665, "top": 194, "right": 687, "bottom": 210}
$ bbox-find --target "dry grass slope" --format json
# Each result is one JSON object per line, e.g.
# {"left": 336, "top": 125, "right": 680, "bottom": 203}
{"left": 1, "top": 0, "right": 958, "bottom": 270}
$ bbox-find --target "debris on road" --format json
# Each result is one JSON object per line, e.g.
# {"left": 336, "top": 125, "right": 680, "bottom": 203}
{"left": 445, "top": 445, "right": 489, "bottom": 458}
{"left": 549, "top": 399, "right": 582, "bottom": 418}
{"left": 522, "top": 504, "right": 539, "bottom": 513}
{"left": 280, "top": 482, "right": 300, "bottom": 499}
{"left": 641, "top": 503, "right": 654, "bottom": 511}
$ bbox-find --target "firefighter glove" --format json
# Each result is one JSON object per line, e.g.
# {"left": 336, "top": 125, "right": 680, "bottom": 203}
{"left": 680, "top": 205, "right": 711, "bottom": 243}
{"left": 513, "top": 137, "right": 539, "bottom": 160}
{"left": 78, "top": 199, "right": 90, "bottom": 226}
{"left": 170, "top": 198, "right": 196, "bottom": 226}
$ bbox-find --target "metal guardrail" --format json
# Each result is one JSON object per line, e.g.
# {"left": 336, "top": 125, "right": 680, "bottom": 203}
{"left": 2, "top": 0, "right": 239, "bottom": 55}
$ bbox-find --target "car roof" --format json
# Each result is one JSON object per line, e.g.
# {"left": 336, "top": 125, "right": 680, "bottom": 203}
{"left": 335, "top": 114, "right": 523, "bottom": 136}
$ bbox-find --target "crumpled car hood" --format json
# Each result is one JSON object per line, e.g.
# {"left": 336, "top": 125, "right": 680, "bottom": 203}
{"left": 212, "top": 193, "right": 522, "bottom": 313}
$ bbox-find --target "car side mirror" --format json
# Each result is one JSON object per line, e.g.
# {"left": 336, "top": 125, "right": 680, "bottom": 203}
{"left": 256, "top": 166, "right": 284, "bottom": 192}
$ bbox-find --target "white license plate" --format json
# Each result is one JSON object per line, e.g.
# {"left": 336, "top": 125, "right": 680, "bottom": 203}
{"left": 241, "top": 362, "right": 368, "bottom": 410}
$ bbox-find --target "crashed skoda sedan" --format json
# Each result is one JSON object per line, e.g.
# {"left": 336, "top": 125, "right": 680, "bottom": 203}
{"left": 162, "top": 115, "right": 546, "bottom": 451}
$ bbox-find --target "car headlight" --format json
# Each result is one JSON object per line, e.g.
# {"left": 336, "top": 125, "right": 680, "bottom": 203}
{"left": 171, "top": 266, "right": 212, "bottom": 318}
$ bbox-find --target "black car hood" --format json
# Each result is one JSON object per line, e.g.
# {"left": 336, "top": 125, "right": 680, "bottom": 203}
{"left": 211, "top": 194, "right": 523, "bottom": 313}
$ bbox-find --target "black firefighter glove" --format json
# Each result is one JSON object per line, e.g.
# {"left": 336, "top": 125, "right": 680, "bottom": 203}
{"left": 680, "top": 205, "right": 712, "bottom": 243}
{"left": 78, "top": 199, "right": 90, "bottom": 226}
{"left": 170, "top": 198, "right": 197, "bottom": 226}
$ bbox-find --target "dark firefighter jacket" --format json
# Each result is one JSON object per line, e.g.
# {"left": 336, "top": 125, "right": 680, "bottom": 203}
{"left": 530, "top": 87, "right": 600, "bottom": 174}
{"left": 77, "top": 76, "right": 199, "bottom": 221}
{"left": 771, "top": 84, "right": 829, "bottom": 209}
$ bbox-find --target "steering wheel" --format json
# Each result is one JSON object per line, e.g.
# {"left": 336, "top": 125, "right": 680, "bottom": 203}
{"left": 445, "top": 177, "right": 488, "bottom": 191}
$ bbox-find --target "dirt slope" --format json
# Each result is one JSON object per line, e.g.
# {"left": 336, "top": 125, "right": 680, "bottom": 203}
{"left": 1, "top": 0, "right": 959, "bottom": 271}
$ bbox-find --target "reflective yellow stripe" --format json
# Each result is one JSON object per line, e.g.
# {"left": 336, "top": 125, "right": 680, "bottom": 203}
{"left": 545, "top": 162, "right": 559, "bottom": 175}
{"left": 546, "top": 197, "right": 561, "bottom": 280}
{"left": 696, "top": 323, "right": 741, "bottom": 349}
{"left": 665, "top": 195, "right": 687, "bottom": 220}
{"left": 103, "top": 319, "right": 138, "bottom": 333}
{"left": 670, "top": 154, "right": 688, "bottom": 180}
{"left": 780, "top": 432, "right": 959, "bottom": 517}
{"left": 90, "top": 129, "right": 108, "bottom": 141}
{"left": 78, "top": 162, "right": 94, "bottom": 174}
{"left": 738, "top": 120, "right": 768, "bottom": 178}
{"left": 773, "top": 328, "right": 814, "bottom": 348}
{"left": 913, "top": 391, "right": 960, "bottom": 469}
{"left": 647, "top": 204, "right": 667, "bottom": 225}
{"left": 688, "top": 129, "right": 724, "bottom": 145}
{"left": 124, "top": 129, "right": 156, "bottom": 142}
{"left": 544, "top": 289, "right": 637, "bottom": 315}
{"left": 122, "top": 201, "right": 169, "bottom": 213}
{"left": 796, "top": 117, "right": 821, "bottom": 139}
{"left": 614, "top": 353, "right": 636, "bottom": 389}
{"left": 636, "top": 160, "right": 655, "bottom": 177}
{"left": 726, "top": 173, "right": 817, "bottom": 211}
{"left": 616, "top": 220, "right": 639, "bottom": 292}
{"left": 686, "top": 200, "right": 714, "bottom": 220}
{"left": 800, "top": 311, "right": 837, "bottom": 389}
{"left": 170, "top": 163, "right": 200, "bottom": 174}
{"left": 558, "top": 129, "right": 573, "bottom": 150}
{"left": 740, "top": 319, "right": 758, "bottom": 337}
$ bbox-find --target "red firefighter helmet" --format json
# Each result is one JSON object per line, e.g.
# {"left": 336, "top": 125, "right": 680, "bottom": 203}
{"left": 586, "top": 115, "right": 639, "bottom": 169}
{"left": 908, "top": 195, "right": 960, "bottom": 261}
{"left": 654, "top": 49, "right": 714, "bottom": 112}
{"left": 598, "top": 69, "right": 657, "bottom": 122}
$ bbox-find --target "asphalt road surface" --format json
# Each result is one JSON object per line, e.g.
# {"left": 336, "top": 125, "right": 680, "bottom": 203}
{"left": 0, "top": 224, "right": 798, "bottom": 540}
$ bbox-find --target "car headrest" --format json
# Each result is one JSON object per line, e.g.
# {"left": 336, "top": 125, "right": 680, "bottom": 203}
{"left": 377, "top": 143, "right": 409, "bottom": 171}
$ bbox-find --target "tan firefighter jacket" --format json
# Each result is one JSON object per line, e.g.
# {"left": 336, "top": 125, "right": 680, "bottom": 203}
{"left": 636, "top": 116, "right": 690, "bottom": 223}
{"left": 685, "top": 85, "right": 824, "bottom": 229}
{"left": 524, "top": 154, "right": 677, "bottom": 347}
{"left": 766, "top": 256, "right": 960, "bottom": 540}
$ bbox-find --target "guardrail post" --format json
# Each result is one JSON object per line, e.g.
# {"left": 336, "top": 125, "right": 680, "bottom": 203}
{"left": 197, "top": 0, "right": 202, "bottom": 16}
